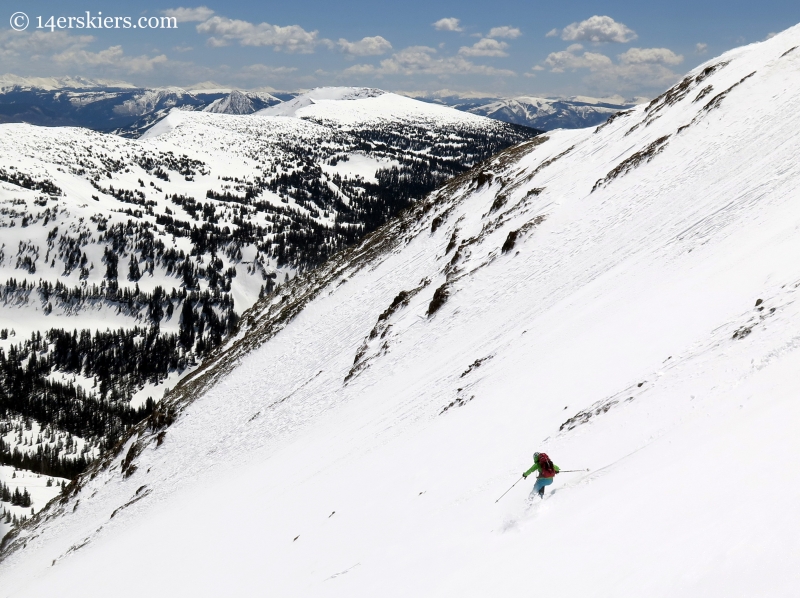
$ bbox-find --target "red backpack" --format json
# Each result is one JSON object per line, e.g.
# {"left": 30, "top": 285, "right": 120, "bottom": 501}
{"left": 538, "top": 453, "right": 556, "bottom": 478}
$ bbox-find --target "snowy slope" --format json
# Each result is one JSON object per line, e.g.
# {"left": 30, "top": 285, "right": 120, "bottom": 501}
{"left": 3, "top": 27, "right": 800, "bottom": 597}
{"left": 257, "top": 87, "right": 384, "bottom": 117}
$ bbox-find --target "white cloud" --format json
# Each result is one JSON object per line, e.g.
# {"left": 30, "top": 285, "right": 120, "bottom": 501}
{"left": 54, "top": 45, "right": 168, "bottom": 74}
{"left": 695, "top": 42, "right": 708, "bottom": 55}
{"left": 338, "top": 36, "right": 392, "bottom": 57}
{"left": 765, "top": 32, "right": 778, "bottom": 40}
{"left": 546, "top": 28, "right": 559, "bottom": 38}
{"left": 458, "top": 38, "right": 509, "bottom": 57}
{"left": 545, "top": 49, "right": 613, "bottom": 73}
{"left": 196, "top": 16, "right": 321, "bottom": 53}
{"left": 235, "top": 64, "right": 298, "bottom": 80}
{"left": 618, "top": 47, "right": 683, "bottom": 65}
{"left": 487, "top": 26, "right": 522, "bottom": 39}
{"left": 560, "top": 15, "right": 637, "bottom": 44}
{"left": 433, "top": 18, "right": 463, "bottom": 32}
{"left": 349, "top": 45, "right": 515, "bottom": 77}
{"left": 343, "top": 63, "right": 377, "bottom": 76}
{"left": 0, "top": 30, "right": 94, "bottom": 59}
{"left": 162, "top": 6, "right": 215, "bottom": 22}
{"left": 0, "top": 30, "right": 172, "bottom": 76}
{"left": 543, "top": 44, "right": 682, "bottom": 93}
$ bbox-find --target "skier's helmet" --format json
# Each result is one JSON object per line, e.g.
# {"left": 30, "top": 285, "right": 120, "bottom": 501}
{"left": 533, "top": 452, "right": 540, "bottom": 462}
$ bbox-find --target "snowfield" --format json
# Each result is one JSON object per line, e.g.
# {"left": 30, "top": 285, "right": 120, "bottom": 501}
{"left": 258, "top": 87, "right": 501, "bottom": 129}
{"left": 3, "top": 27, "right": 800, "bottom": 597}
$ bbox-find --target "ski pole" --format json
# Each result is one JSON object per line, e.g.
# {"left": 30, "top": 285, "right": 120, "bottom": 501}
{"left": 557, "top": 469, "right": 589, "bottom": 473}
{"left": 495, "top": 476, "right": 524, "bottom": 503}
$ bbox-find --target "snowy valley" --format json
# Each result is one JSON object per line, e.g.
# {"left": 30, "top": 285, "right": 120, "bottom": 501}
{"left": 1, "top": 23, "right": 799, "bottom": 597}
{"left": 0, "top": 89, "right": 535, "bottom": 490}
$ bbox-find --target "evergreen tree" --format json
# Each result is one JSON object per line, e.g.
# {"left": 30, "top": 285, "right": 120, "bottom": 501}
{"left": 128, "top": 257, "right": 141, "bottom": 281}
{"left": 103, "top": 247, "right": 119, "bottom": 280}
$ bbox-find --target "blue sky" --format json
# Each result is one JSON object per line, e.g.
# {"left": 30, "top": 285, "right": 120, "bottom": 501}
{"left": 2, "top": 1, "right": 799, "bottom": 98}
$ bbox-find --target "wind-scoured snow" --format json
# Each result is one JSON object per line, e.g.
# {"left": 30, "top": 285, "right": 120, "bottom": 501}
{"left": 3, "top": 27, "right": 800, "bottom": 597}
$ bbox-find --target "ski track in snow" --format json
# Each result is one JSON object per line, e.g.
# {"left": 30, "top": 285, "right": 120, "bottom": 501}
{"left": 2, "top": 26, "right": 800, "bottom": 597}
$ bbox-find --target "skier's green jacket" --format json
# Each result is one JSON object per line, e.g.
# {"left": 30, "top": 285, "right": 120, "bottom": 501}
{"left": 523, "top": 459, "right": 560, "bottom": 479}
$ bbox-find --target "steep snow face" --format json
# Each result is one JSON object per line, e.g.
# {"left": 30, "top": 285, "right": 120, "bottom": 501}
{"left": 201, "top": 90, "right": 282, "bottom": 115}
{"left": 202, "top": 91, "right": 256, "bottom": 114}
{"left": 4, "top": 27, "right": 800, "bottom": 597}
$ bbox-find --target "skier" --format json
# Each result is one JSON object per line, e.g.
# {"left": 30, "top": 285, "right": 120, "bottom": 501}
{"left": 523, "top": 452, "right": 560, "bottom": 498}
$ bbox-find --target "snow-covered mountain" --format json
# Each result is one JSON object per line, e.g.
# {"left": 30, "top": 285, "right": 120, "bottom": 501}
{"left": 418, "top": 92, "right": 637, "bottom": 130}
{"left": 0, "top": 77, "right": 283, "bottom": 136}
{"left": 3, "top": 25, "right": 799, "bottom": 597}
{"left": 0, "top": 93, "right": 535, "bottom": 487}
{"left": 467, "top": 96, "right": 635, "bottom": 129}
{"left": 258, "top": 87, "right": 386, "bottom": 117}
{"left": 0, "top": 75, "right": 136, "bottom": 92}
{"left": 202, "top": 90, "right": 257, "bottom": 115}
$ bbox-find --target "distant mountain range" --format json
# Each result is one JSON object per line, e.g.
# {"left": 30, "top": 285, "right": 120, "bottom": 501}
{"left": 0, "top": 76, "right": 287, "bottom": 137}
{"left": 0, "top": 75, "right": 636, "bottom": 135}
{"left": 417, "top": 93, "right": 639, "bottom": 130}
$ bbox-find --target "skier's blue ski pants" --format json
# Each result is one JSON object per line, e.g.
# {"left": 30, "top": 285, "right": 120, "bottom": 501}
{"left": 531, "top": 477, "right": 553, "bottom": 496}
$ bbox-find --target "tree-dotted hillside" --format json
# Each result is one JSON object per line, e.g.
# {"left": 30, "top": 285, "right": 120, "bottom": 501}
{"left": 0, "top": 99, "right": 539, "bottom": 480}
